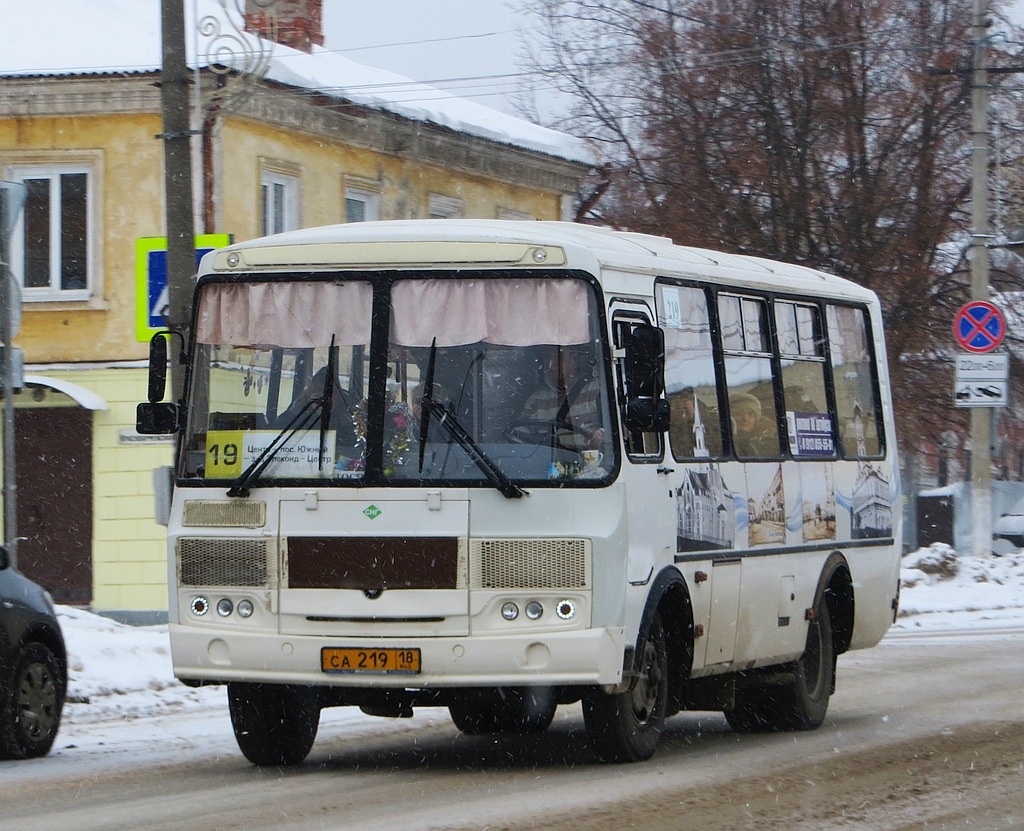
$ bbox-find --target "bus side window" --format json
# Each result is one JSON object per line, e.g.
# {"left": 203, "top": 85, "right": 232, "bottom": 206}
{"left": 718, "top": 294, "right": 781, "bottom": 459}
{"left": 827, "top": 304, "right": 884, "bottom": 457}
{"left": 658, "top": 283, "right": 723, "bottom": 459}
{"left": 775, "top": 300, "right": 833, "bottom": 458}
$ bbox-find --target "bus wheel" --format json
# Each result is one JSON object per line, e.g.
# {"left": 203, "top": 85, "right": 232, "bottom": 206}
{"left": 449, "top": 687, "right": 557, "bottom": 734}
{"left": 227, "top": 682, "right": 321, "bottom": 766}
{"left": 726, "top": 600, "right": 834, "bottom": 733}
{"left": 583, "top": 613, "right": 668, "bottom": 763}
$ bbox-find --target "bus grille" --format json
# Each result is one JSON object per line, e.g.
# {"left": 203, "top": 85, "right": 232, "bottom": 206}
{"left": 182, "top": 500, "right": 266, "bottom": 527}
{"left": 471, "top": 538, "right": 590, "bottom": 589}
{"left": 177, "top": 538, "right": 273, "bottom": 587}
{"left": 285, "top": 537, "right": 461, "bottom": 590}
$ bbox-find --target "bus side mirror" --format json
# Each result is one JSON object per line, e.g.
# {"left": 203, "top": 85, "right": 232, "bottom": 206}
{"left": 623, "top": 323, "right": 669, "bottom": 432}
{"left": 136, "top": 402, "right": 179, "bottom": 434}
{"left": 137, "top": 332, "right": 180, "bottom": 434}
{"left": 626, "top": 397, "right": 670, "bottom": 433}
{"left": 148, "top": 333, "right": 169, "bottom": 403}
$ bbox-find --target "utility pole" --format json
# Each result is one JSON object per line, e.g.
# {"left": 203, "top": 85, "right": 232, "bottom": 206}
{"left": 0, "top": 182, "right": 25, "bottom": 568}
{"left": 160, "top": 0, "right": 197, "bottom": 400}
{"left": 969, "top": 0, "right": 993, "bottom": 558}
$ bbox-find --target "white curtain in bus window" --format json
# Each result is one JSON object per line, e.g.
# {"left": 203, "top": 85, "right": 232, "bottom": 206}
{"left": 775, "top": 301, "right": 832, "bottom": 457}
{"left": 718, "top": 294, "right": 780, "bottom": 458}
{"left": 827, "top": 304, "right": 882, "bottom": 457}
{"left": 389, "top": 278, "right": 590, "bottom": 347}
{"left": 195, "top": 281, "right": 373, "bottom": 347}
{"left": 658, "top": 284, "right": 722, "bottom": 459}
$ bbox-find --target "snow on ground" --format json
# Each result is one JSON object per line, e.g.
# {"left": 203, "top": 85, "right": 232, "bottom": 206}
{"left": 897, "top": 545, "right": 1024, "bottom": 631}
{"left": 43, "top": 545, "right": 1024, "bottom": 757}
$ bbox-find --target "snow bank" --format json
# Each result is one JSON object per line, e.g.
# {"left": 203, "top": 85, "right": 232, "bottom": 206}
{"left": 899, "top": 544, "right": 1024, "bottom": 618}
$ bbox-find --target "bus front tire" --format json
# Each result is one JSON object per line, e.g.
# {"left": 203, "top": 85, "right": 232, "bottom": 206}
{"left": 448, "top": 687, "right": 557, "bottom": 734}
{"left": 583, "top": 613, "right": 668, "bottom": 763}
{"left": 725, "top": 600, "right": 834, "bottom": 733}
{"left": 227, "top": 682, "right": 321, "bottom": 766}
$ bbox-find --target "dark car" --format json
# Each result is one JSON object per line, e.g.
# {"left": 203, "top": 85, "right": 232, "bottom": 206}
{"left": 0, "top": 545, "right": 67, "bottom": 759}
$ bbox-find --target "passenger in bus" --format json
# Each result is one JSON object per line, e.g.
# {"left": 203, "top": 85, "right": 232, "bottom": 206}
{"left": 517, "top": 348, "right": 604, "bottom": 450}
{"left": 409, "top": 382, "right": 449, "bottom": 427}
{"left": 730, "top": 393, "right": 777, "bottom": 457}
{"left": 784, "top": 383, "right": 819, "bottom": 414}
{"left": 275, "top": 365, "right": 358, "bottom": 446}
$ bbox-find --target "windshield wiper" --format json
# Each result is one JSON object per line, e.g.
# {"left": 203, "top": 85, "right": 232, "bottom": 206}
{"left": 417, "top": 339, "right": 525, "bottom": 500}
{"left": 418, "top": 338, "right": 438, "bottom": 474}
{"left": 227, "top": 392, "right": 324, "bottom": 499}
{"left": 230, "top": 338, "right": 339, "bottom": 498}
{"left": 318, "top": 337, "right": 337, "bottom": 471}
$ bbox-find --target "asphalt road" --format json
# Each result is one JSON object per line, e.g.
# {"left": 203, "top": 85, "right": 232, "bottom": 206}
{"left": 3, "top": 625, "right": 1023, "bottom": 831}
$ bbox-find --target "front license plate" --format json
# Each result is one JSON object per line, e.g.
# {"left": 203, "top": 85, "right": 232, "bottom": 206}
{"left": 321, "top": 647, "right": 421, "bottom": 674}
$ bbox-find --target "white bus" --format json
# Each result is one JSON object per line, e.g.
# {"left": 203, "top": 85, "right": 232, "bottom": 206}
{"left": 139, "top": 220, "right": 901, "bottom": 765}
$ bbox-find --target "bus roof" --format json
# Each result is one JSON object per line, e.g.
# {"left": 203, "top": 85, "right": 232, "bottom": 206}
{"left": 204, "top": 220, "right": 877, "bottom": 304}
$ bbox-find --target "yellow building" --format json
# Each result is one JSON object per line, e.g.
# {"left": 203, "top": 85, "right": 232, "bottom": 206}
{"left": 0, "top": 0, "right": 591, "bottom": 620}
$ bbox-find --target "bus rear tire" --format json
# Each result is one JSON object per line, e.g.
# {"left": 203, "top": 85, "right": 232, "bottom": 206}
{"left": 583, "top": 613, "right": 668, "bottom": 763}
{"left": 448, "top": 687, "right": 557, "bottom": 734}
{"left": 725, "top": 600, "right": 834, "bottom": 733}
{"left": 227, "top": 682, "right": 321, "bottom": 766}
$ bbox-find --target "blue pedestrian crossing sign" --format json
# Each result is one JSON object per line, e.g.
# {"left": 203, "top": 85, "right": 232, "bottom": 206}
{"left": 952, "top": 300, "right": 1006, "bottom": 354}
{"left": 135, "top": 234, "right": 231, "bottom": 341}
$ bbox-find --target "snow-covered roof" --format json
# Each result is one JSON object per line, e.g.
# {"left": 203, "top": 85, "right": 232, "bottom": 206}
{"left": 0, "top": 0, "right": 592, "bottom": 165}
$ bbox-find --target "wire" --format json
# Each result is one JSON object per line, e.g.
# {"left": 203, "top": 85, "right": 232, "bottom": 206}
{"left": 324, "top": 29, "right": 523, "bottom": 55}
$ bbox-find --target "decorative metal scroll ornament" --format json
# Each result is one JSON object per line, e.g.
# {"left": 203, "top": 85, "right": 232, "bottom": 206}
{"left": 197, "top": 0, "right": 276, "bottom": 110}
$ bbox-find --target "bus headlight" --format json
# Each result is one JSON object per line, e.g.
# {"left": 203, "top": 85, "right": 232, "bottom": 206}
{"left": 501, "top": 602, "right": 519, "bottom": 621}
{"left": 216, "top": 598, "right": 234, "bottom": 617}
{"left": 525, "top": 601, "right": 544, "bottom": 620}
{"left": 556, "top": 599, "right": 576, "bottom": 620}
{"left": 191, "top": 596, "right": 209, "bottom": 616}
{"left": 236, "top": 598, "right": 255, "bottom": 618}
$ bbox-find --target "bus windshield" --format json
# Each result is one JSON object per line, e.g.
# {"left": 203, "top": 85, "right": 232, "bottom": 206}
{"left": 180, "top": 273, "right": 616, "bottom": 488}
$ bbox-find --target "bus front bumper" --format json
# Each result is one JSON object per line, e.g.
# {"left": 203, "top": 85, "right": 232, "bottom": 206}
{"left": 169, "top": 624, "right": 628, "bottom": 688}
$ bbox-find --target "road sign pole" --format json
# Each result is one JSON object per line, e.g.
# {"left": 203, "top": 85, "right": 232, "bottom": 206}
{"left": 970, "top": 0, "right": 992, "bottom": 557}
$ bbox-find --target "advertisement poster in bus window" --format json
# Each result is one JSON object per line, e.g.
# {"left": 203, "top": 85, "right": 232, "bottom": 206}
{"left": 746, "top": 464, "right": 786, "bottom": 547}
{"left": 851, "top": 462, "right": 893, "bottom": 539}
{"left": 674, "top": 463, "right": 737, "bottom": 552}
{"left": 800, "top": 464, "right": 836, "bottom": 543}
{"left": 831, "top": 461, "right": 893, "bottom": 541}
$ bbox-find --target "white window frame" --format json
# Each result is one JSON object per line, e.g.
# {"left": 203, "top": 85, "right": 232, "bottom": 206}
{"left": 261, "top": 169, "right": 299, "bottom": 236}
{"left": 428, "top": 193, "right": 465, "bottom": 219}
{"left": 6, "top": 162, "right": 95, "bottom": 303}
{"left": 345, "top": 187, "right": 380, "bottom": 223}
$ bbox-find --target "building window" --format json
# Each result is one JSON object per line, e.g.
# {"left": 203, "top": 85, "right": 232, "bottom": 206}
{"left": 345, "top": 188, "right": 380, "bottom": 223}
{"left": 261, "top": 170, "right": 299, "bottom": 236}
{"left": 498, "top": 207, "right": 532, "bottom": 221}
{"left": 7, "top": 164, "right": 93, "bottom": 301}
{"left": 428, "top": 193, "right": 465, "bottom": 219}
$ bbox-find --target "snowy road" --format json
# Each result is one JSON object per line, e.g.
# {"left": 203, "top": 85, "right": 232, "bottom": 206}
{"left": 3, "top": 621, "right": 1023, "bottom": 831}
